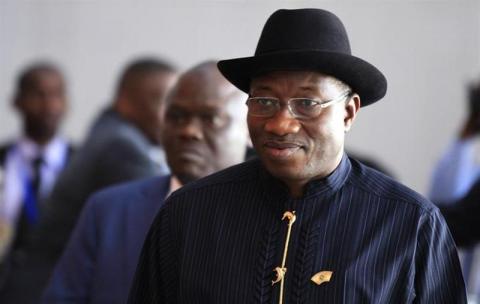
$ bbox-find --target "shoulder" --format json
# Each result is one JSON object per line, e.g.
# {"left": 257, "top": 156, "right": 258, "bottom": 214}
{"left": 86, "top": 175, "right": 170, "bottom": 212}
{"left": 347, "top": 157, "right": 436, "bottom": 214}
{"left": 76, "top": 127, "right": 152, "bottom": 169}
{"left": 98, "top": 128, "right": 152, "bottom": 160}
{"left": 168, "top": 159, "right": 261, "bottom": 201}
{"left": 84, "top": 112, "right": 148, "bottom": 152}
{"left": 96, "top": 115, "right": 148, "bottom": 147}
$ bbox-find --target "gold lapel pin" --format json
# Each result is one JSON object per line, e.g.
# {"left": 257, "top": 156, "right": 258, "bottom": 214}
{"left": 272, "top": 211, "right": 296, "bottom": 304}
{"left": 272, "top": 267, "right": 286, "bottom": 285}
{"left": 311, "top": 271, "right": 333, "bottom": 285}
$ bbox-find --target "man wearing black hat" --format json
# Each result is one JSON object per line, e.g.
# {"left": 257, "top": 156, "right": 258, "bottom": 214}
{"left": 129, "top": 9, "right": 466, "bottom": 303}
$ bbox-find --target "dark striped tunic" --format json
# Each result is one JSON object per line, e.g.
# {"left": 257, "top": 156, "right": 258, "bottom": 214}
{"left": 129, "top": 156, "right": 467, "bottom": 303}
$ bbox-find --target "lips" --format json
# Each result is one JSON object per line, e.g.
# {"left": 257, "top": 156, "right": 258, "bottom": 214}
{"left": 263, "top": 140, "right": 303, "bottom": 159}
{"left": 174, "top": 145, "right": 205, "bottom": 163}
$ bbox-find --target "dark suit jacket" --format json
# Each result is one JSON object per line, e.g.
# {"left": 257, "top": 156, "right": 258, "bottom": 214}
{"left": 42, "top": 176, "right": 170, "bottom": 304}
{"left": 36, "top": 109, "right": 168, "bottom": 257}
{"left": 0, "top": 109, "right": 168, "bottom": 303}
{"left": 440, "top": 178, "right": 480, "bottom": 247}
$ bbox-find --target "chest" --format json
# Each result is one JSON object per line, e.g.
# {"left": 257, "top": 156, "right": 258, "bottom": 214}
{"left": 176, "top": 196, "right": 417, "bottom": 304}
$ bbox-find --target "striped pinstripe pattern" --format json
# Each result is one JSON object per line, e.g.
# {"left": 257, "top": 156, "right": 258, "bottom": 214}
{"left": 129, "top": 156, "right": 467, "bottom": 303}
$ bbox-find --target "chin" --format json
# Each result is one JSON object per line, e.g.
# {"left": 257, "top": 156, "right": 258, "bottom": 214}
{"left": 176, "top": 173, "right": 198, "bottom": 185}
{"left": 264, "top": 162, "right": 306, "bottom": 181}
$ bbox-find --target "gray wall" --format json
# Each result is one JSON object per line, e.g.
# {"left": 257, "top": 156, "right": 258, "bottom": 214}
{"left": 1, "top": 0, "right": 479, "bottom": 195}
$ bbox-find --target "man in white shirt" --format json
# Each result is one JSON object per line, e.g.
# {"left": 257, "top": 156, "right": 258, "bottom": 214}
{"left": 0, "top": 62, "right": 74, "bottom": 272}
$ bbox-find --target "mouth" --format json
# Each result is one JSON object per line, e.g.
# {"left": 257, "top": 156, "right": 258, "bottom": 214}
{"left": 174, "top": 146, "right": 205, "bottom": 163}
{"left": 262, "top": 140, "right": 303, "bottom": 160}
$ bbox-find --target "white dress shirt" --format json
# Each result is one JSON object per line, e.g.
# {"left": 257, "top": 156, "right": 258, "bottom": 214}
{"left": 429, "top": 138, "right": 480, "bottom": 202}
{"left": 0, "top": 136, "right": 70, "bottom": 226}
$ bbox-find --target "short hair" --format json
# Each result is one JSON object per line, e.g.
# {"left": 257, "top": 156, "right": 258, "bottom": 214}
{"left": 15, "top": 61, "right": 64, "bottom": 98}
{"left": 330, "top": 77, "right": 352, "bottom": 94}
{"left": 116, "top": 58, "right": 177, "bottom": 93}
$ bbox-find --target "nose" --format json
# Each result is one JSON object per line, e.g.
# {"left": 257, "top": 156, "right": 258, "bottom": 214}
{"left": 264, "top": 107, "right": 301, "bottom": 136}
{"left": 39, "top": 93, "right": 64, "bottom": 115}
{"left": 178, "top": 117, "right": 204, "bottom": 141}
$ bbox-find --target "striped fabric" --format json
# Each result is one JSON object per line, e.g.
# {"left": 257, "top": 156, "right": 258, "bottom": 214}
{"left": 129, "top": 156, "right": 467, "bottom": 303}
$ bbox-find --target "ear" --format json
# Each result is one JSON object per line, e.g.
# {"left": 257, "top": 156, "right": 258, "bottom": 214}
{"left": 12, "top": 94, "right": 22, "bottom": 112}
{"left": 344, "top": 94, "right": 360, "bottom": 132}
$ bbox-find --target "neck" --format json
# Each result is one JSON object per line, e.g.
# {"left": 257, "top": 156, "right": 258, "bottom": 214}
{"left": 285, "top": 181, "right": 307, "bottom": 199}
{"left": 113, "top": 102, "right": 157, "bottom": 144}
{"left": 284, "top": 152, "right": 344, "bottom": 198}
{"left": 168, "top": 175, "right": 183, "bottom": 196}
{"left": 24, "top": 127, "right": 54, "bottom": 147}
{"left": 113, "top": 101, "right": 130, "bottom": 120}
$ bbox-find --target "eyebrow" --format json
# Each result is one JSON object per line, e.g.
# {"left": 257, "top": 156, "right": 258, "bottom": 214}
{"left": 250, "top": 85, "right": 272, "bottom": 92}
{"left": 298, "top": 85, "right": 320, "bottom": 92}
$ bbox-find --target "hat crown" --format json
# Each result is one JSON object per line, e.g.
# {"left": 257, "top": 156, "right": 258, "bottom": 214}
{"left": 255, "top": 9, "right": 351, "bottom": 56}
{"left": 218, "top": 8, "right": 387, "bottom": 106}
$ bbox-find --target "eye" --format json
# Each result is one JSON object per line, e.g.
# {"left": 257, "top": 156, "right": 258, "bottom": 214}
{"left": 255, "top": 98, "right": 276, "bottom": 107}
{"left": 200, "top": 113, "right": 216, "bottom": 124}
{"left": 200, "top": 113, "right": 230, "bottom": 129}
{"left": 296, "top": 98, "right": 319, "bottom": 108}
{"left": 166, "top": 109, "right": 187, "bottom": 124}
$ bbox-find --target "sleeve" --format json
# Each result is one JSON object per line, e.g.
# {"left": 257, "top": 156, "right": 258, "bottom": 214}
{"left": 429, "top": 139, "right": 480, "bottom": 203}
{"left": 41, "top": 195, "right": 99, "bottom": 303}
{"left": 128, "top": 201, "right": 178, "bottom": 304}
{"left": 413, "top": 209, "right": 467, "bottom": 303}
{"left": 440, "top": 180, "right": 480, "bottom": 247}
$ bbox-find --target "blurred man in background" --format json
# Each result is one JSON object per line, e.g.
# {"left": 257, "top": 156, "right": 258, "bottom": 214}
{"left": 0, "top": 57, "right": 177, "bottom": 303}
{"left": 430, "top": 80, "right": 480, "bottom": 300}
{"left": 0, "top": 62, "right": 74, "bottom": 281}
{"left": 42, "top": 60, "right": 249, "bottom": 304}
{"left": 430, "top": 81, "right": 480, "bottom": 202}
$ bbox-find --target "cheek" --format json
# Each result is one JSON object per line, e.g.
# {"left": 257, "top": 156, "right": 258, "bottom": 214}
{"left": 161, "top": 126, "right": 176, "bottom": 147}
{"left": 46, "top": 100, "right": 66, "bottom": 116}
{"left": 247, "top": 117, "right": 264, "bottom": 143}
{"left": 307, "top": 116, "right": 345, "bottom": 153}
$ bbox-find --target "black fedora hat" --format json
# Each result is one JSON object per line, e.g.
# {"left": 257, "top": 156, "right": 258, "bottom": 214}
{"left": 217, "top": 8, "right": 387, "bottom": 106}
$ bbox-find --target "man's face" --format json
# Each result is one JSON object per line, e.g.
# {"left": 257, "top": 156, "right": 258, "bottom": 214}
{"left": 163, "top": 72, "right": 247, "bottom": 184}
{"left": 16, "top": 69, "right": 67, "bottom": 141}
{"left": 248, "top": 70, "right": 358, "bottom": 187}
{"left": 126, "top": 72, "right": 176, "bottom": 144}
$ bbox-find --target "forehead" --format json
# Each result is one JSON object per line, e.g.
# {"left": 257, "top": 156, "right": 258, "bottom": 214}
{"left": 130, "top": 71, "right": 175, "bottom": 89}
{"left": 169, "top": 73, "right": 238, "bottom": 111}
{"left": 250, "top": 70, "right": 340, "bottom": 96}
{"left": 31, "top": 69, "right": 63, "bottom": 86}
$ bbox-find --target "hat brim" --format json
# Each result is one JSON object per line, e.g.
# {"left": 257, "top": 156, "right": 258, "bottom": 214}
{"left": 218, "top": 50, "right": 387, "bottom": 107}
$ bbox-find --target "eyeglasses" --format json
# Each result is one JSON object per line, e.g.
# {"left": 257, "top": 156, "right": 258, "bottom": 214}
{"left": 245, "top": 91, "right": 352, "bottom": 119}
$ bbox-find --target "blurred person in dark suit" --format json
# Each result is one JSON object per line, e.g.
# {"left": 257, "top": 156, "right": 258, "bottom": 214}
{"left": 430, "top": 81, "right": 480, "bottom": 203}
{"left": 441, "top": 182, "right": 480, "bottom": 247}
{"left": 0, "top": 62, "right": 74, "bottom": 277}
{"left": 431, "top": 81, "right": 480, "bottom": 299}
{"left": 439, "top": 175, "right": 480, "bottom": 301}
{"left": 41, "top": 60, "right": 250, "bottom": 304}
{"left": 0, "top": 57, "right": 177, "bottom": 303}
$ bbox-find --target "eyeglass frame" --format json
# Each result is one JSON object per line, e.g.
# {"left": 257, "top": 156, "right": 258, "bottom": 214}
{"left": 245, "top": 90, "right": 353, "bottom": 119}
